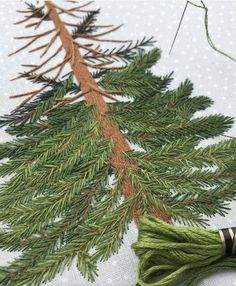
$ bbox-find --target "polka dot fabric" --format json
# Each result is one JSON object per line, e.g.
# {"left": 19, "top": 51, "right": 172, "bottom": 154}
{"left": 0, "top": 0, "right": 235, "bottom": 285}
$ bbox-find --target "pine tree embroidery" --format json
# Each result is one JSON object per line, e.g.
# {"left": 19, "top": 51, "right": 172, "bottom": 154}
{"left": 0, "top": 1, "right": 235, "bottom": 285}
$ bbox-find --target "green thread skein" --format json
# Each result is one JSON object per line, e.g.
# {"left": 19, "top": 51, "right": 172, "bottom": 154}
{"left": 132, "top": 215, "right": 236, "bottom": 286}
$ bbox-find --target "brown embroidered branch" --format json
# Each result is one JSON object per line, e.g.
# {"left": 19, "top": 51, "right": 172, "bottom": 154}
{"left": 75, "top": 34, "right": 132, "bottom": 44}
{"left": 63, "top": 21, "right": 113, "bottom": 29}
{"left": 40, "top": 30, "right": 60, "bottom": 57}
{"left": 28, "top": 43, "right": 48, "bottom": 53}
{"left": 8, "top": 0, "right": 171, "bottom": 223}
{"left": 14, "top": 5, "right": 44, "bottom": 25}
{"left": 14, "top": 28, "right": 55, "bottom": 40}
{"left": 8, "top": 32, "right": 49, "bottom": 56}
{"left": 43, "top": 90, "right": 90, "bottom": 114}
{"left": 73, "top": 24, "right": 124, "bottom": 38}
{"left": 12, "top": 45, "right": 63, "bottom": 81}
{"left": 44, "top": 0, "right": 171, "bottom": 223}
{"left": 12, "top": 58, "right": 68, "bottom": 112}
{"left": 80, "top": 60, "right": 125, "bottom": 70}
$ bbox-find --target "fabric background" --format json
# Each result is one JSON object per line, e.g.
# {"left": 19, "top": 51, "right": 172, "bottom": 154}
{"left": 0, "top": 0, "right": 236, "bottom": 285}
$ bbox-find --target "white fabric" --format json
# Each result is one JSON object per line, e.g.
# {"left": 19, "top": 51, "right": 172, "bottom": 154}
{"left": 0, "top": 0, "right": 236, "bottom": 285}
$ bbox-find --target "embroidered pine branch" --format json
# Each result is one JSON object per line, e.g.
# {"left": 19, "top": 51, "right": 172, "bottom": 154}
{"left": 0, "top": 1, "right": 235, "bottom": 285}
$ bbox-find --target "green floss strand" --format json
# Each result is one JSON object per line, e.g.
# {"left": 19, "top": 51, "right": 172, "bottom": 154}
{"left": 132, "top": 215, "right": 236, "bottom": 286}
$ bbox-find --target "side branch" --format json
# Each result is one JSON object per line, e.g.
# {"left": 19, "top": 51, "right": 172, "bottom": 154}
{"left": 73, "top": 24, "right": 124, "bottom": 39}
{"left": 12, "top": 45, "right": 63, "bottom": 81}
{"left": 14, "top": 6, "right": 44, "bottom": 24}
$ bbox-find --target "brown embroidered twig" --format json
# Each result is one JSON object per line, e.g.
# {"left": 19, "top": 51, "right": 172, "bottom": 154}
{"left": 74, "top": 41, "right": 104, "bottom": 56}
{"left": 64, "top": 21, "right": 113, "bottom": 29}
{"left": 75, "top": 34, "right": 132, "bottom": 44}
{"left": 14, "top": 28, "right": 55, "bottom": 40}
{"left": 40, "top": 30, "right": 60, "bottom": 57}
{"left": 11, "top": 45, "right": 63, "bottom": 81}
{"left": 73, "top": 24, "right": 124, "bottom": 39}
{"left": 80, "top": 60, "right": 125, "bottom": 70}
{"left": 14, "top": 6, "right": 44, "bottom": 25}
{"left": 43, "top": 91, "right": 89, "bottom": 114}
{"left": 34, "top": 9, "right": 51, "bottom": 30}
{"left": 87, "top": 83, "right": 118, "bottom": 101}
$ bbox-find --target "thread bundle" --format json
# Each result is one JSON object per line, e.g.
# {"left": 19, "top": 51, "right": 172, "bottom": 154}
{"left": 132, "top": 215, "right": 236, "bottom": 286}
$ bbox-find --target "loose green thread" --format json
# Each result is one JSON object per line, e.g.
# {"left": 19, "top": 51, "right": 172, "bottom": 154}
{"left": 133, "top": 215, "right": 236, "bottom": 286}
